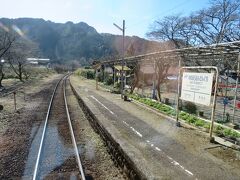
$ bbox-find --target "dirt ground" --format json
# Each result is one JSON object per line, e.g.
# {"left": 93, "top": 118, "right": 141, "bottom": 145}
{"left": 0, "top": 74, "right": 61, "bottom": 179}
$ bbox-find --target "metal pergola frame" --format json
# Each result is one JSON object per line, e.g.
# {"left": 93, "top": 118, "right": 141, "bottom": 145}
{"left": 96, "top": 41, "right": 240, "bottom": 67}
{"left": 94, "top": 41, "right": 240, "bottom": 132}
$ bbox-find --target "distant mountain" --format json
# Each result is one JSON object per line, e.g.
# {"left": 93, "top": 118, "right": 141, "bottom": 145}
{"left": 0, "top": 18, "right": 163, "bottom": 65}
{"left": 101, "top": 33, "right": 165, "bottom": 56}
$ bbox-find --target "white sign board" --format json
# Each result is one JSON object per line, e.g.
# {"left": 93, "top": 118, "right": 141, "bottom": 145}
{"left": 180, "top": 72, "right": 214, "bottom": 106}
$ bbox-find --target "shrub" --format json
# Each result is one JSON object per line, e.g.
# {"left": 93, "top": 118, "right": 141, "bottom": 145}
{"left": 214, "top": 125, "right": 224, "bottom": 136}
{"left": 86, "top": 71, "right": 95, "bottom": 79}
{"left": 195, "top": 119, "right": 205, "bottom": 127}
{"left": 166, "top": 109, "right": 176, "bottom": 116}
{"left": 127, "top": 93, "right": 240, "bottom": 140}
{"left": 179, "top": 112, "right": 189, "bottom": 120}
{"left": 104, "top": 74, "right": 113, "bottom": 85}
{"left": 153, "top": 104, "right": 159, "bottom": 108}
{"left": 84, "top": 66, "right": 91, "bottom": 69}
{"left": 53, "top": 64, "right": 68, "bottom": 73}
{"left": 96, "top": 72, "right": 104, "bottom": 82}
{"left": 230, "top": 131, "right": 240, "bottom": 138}
{"left": 111, "top": 87, "right": 121, "bottom": 94}
{"left": 149, "top": 101, "right": 155, "bottom": 107}
{"left": 170, "top": 110, "right": 176, "bottom": 116}
{"left": 203, "top": 123, "right": 210, "bottom": 130}
{"left": 223, "top": 128, "right": 232, "bottom": 137}
{"left": 161, "top": 106, "right": 169, "bottom": 112}
{"left": 186, "top": 115, "right": 197, "bottom": 124}
{"left": 180, "top": 112, "right": 187, "bottom": 117}
{"left": 184, "top": 102, "right": 197, "bottom": 114}
{"left": 80, "top": 70, "right": 95, "bottom": 79}
{"left": 75, "top": 69, "right": 81, "bottom": 76}
{"left": 156, "top": 104, "right": 162, "bottom": 109}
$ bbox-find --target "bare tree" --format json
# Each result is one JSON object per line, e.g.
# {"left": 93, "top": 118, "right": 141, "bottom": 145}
{"left": 147, "top": 15, "right": 186, "bottom": 48}
{"left": 6, "top": 39, "right": 39, "bottom": 82}
{"left": 6, "top": 51, "right": 27, "bottom": 82}
{"left": 126, "top": 43, "right": 136, "bottom": 57}
{"left": 53, "top": 64, "right": 69, "bottom": 74}
{"left": 129, "top": 63, "right": 140, "bottom": 93}
{"left": 0, "top": 28, "right": 16, "bottom": 87}
{"left": 0, "top": 61, "right": 4, "bottom": 87}
{"left": 192, "top": 0, "right": 240, "bottom": 44}
{"left": 68, "top": 60, "right": 81, "bottom": 71}
{"left": 155, "top": 58, "right": 174, "bottom": 102}
{"left": 147, "top": 0, "right": 240, "bottom": 46}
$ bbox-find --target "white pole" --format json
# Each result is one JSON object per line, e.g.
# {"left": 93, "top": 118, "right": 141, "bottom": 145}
{"left": 232, "top": 53, "right": 240, "bottom": 124}
{"left": 176, "top": 59, "right": 181, "bottom": 127}
{"left": 113, "top": 20, "right": 125, "bottom": 98}
{"left": 209, "top": 68, "right": 219, "bottom": 142}
{"left": 152, "top": 60, "right": 156, "bottom": 99}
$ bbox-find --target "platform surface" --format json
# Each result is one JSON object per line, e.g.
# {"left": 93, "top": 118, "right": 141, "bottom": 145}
{"left": 71, "top": 76, "right": 240, "bottom": 180}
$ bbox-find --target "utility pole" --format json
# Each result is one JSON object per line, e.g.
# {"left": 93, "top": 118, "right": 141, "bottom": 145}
{"left": 113, "top": 20, "right": 125, "bottom": 98}
{"left": 152, "top": 59, "right": 156, "bottom": 99}
{"left": 176, "top": 59, "right": 181, "bottom": 127}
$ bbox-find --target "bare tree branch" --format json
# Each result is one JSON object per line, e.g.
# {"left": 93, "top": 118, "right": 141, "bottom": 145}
{"left": 147, "top": 0, "right": 240, "bottom": 46}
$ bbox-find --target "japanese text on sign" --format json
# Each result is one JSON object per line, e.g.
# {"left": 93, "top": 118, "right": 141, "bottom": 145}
{"left": 180, "top": 72, "right": 214, "bottom": 106}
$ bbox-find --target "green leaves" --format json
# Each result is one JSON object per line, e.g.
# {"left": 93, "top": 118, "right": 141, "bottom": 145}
{"left": 129, "top": 94, "right": 175, "bottom": 116}
{"left": 77, "top": 69, "right": 95, "bottom": 79}
{"left": 129, "top": 93, "right": 240, "bottom": 140}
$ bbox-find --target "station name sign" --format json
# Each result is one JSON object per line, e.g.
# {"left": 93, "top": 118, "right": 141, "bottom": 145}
{"left": 180, "top": 72, "right": 214, "bottom": 106}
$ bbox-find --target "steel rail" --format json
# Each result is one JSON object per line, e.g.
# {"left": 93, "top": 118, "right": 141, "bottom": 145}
{"left": 32, "top": 75, "right": 66, "bottom": 180}
{"left": 63, "top": 75, "right": 86, "bottom": 180}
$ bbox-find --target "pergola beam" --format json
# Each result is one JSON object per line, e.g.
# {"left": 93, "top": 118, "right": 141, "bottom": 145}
{"left": 96, "top": 41, "right": 240, "bottom": 67}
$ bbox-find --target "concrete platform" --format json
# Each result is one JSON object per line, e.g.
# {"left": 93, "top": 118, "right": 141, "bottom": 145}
{"left": 70, "top": 76, "right": 240, "bottom": 180}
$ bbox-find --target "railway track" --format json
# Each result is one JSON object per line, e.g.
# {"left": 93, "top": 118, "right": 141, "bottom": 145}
{"left": 32, "top": 74, "right": 86, "bottom": 180}
{"left": 30, "top": 74, "right": 138, "bottom": 179}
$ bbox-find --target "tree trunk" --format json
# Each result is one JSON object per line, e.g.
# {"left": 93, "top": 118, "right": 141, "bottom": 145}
{"left": 130, "top": 77, "right": 138, "bottom": 94}
{"left": 19, "top": 64, "right": 23, "bottom": 82}
{"left": 156, "top": 83, "right": 162, "bottom": 102}
{"left": 130, "top": 71, "right": 139, "bottom": 94}
{"left": 0, "top": 72, "right": 4, "bottom": 87}
{"left": 0, "top": 65, "right": 4, "bottom": 87}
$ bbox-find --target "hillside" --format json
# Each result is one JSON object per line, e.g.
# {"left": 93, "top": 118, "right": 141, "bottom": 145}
{"left": 0, "top": 18, "right": 163, "bottom": 65}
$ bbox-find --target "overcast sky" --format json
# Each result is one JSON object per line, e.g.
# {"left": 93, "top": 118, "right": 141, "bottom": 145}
{"left": 1, "top": 0, "right": 210, "bottom": 38}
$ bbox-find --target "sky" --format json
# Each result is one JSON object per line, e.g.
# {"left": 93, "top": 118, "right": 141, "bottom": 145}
{"left": 1, "top": 0, "right": 210, "bottom": 38}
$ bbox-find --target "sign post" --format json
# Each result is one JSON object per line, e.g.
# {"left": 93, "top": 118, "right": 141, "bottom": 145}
{"left": 13, "top": 91, "right": 16, "bottom": 111}
{"left": 176, "top": 66, "right": 219, "bottom": 142}
{"left": 181, "top": 72, "right": 214, "bottom": 106}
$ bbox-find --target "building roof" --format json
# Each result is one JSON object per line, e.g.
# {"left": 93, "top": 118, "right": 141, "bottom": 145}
{"left": 140, "top": 64, "right": 178, "bottom": 75}
{"left": 114, "top": 65, "right": 131, "bottom": 71}
{"left": 27, "top": 58, "right": 50, "bottom": 61}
